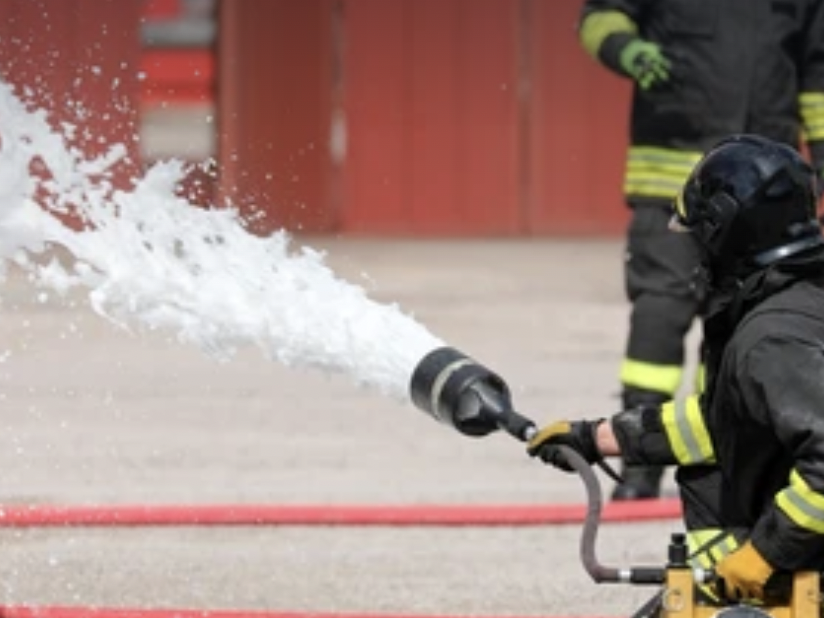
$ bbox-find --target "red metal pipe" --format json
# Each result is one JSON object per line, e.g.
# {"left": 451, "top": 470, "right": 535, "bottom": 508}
{"left": 0, "top": 499, "right": 680, "bottom": 527}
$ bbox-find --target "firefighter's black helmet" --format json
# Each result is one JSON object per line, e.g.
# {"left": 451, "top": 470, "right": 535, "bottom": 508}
{"left": 672, "top": 134, "right": 823, "bottom": 279}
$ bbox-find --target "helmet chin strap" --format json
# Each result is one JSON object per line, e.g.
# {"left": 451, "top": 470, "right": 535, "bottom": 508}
{"left": 750, "top": 233, "right": 824, "bottom": 267}
{"left": 706, "top": 233, "right": 822, "bottom": 289}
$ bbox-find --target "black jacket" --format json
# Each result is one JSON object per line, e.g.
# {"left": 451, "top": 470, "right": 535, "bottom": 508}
{"left": 700, "top": 269, "right": 824, "bottom": 571}
{"left": 580, "top": 0, "right": 824, "bottom": 203}
{"left": 612, "top": 263, "right": 824, "bottom": 571}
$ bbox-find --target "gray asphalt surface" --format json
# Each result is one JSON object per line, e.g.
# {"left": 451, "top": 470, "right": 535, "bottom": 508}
{"left": 0, "top": 238, "right": 698, "bottom": 616}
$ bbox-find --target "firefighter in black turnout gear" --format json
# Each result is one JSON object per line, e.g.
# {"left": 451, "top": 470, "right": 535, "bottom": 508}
{"left": 579, "top": 0, "right": 824, "bottom": 500}
{"left": 527, "top": 135, "right": 824, "bottom": 603}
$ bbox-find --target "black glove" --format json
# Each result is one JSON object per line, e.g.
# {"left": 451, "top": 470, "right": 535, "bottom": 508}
{"left": 526, "top": 419, "right": 603, "bottom": 471}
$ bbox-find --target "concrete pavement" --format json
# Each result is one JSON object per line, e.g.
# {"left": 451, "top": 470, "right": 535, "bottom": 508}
{"left": 0, "top": 237, "right": 699, "bottom": 616}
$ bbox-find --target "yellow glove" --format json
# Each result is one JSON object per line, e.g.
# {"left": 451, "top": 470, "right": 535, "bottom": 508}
{"left": 715, "top": 541, "right": 774, "bottom": 601}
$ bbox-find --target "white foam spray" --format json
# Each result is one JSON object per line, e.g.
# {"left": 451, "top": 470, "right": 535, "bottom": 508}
{"left": 0, "top": 80, "right": 444, "bottom": 401}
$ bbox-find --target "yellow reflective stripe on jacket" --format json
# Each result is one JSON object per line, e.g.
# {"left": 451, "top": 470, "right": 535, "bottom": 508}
{"left": 624, "top": 147, "right": 703, "bottom": 200}
{"left": 687, "top": 529, "right": 739, "bottom": 570}
{"left": 776, "top": 470, "right": 824, "bottom": 534}
{"left": 799, "top": 92, "right": 824, "bottom": 141}
{"left": 579, "top": 10, "right": 637, "bottom": 59}
{"left": 694, "top": 363, "right": 706, "bottom": 394}
{"left": 661, "top": 395, "right": 715, "bottom": 465}
{"left": 620, "top": 358, "right": 682, "bottom": 395}
{"left": 688, "top": 530, "right": 739, "bottom": 603}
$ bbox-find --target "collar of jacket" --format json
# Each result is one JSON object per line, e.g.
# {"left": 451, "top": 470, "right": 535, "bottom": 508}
{"left": 703, "top": 248, "right": 824, "bottom": 345}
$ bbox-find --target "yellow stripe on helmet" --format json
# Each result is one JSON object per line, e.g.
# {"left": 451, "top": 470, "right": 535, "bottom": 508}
{"left": 674, "top": 185, "right": 688, "bottom": 219}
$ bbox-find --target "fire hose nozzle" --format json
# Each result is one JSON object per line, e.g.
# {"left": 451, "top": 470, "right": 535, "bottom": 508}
{"left": 409, "top": 346, "right": 536, "bottom": 440}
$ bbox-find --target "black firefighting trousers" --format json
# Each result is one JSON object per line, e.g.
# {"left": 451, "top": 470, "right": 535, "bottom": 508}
{"left": 623, "top": 203, "right": 703, "bottom": 399}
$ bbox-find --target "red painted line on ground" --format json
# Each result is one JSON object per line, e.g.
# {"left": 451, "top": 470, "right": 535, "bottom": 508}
{"left": 0, "top": 499, "right": 680, "bottom": 527}
{"left": 0, "top": 608, "right": 613, "bottom": 618}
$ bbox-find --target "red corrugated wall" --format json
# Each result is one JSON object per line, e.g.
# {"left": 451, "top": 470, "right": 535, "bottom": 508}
{"left": 526, "top": 0, "right": 631, "bottom": 234}
{"left": 217, "top": 0, "right": 337, "bottom": 234}
{"left": 217, "top": 0, "right": 631, "bottom": 236}
{"left": 341, "top": 0, "right": 521, "bottom": 235}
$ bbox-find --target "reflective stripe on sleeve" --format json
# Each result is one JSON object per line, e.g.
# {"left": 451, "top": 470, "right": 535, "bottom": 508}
{"left": 620, "top": 358, "right": 682, "bottom": 395}
{"left": 660, "top": 395, "right": 715, "bottom": 465}
{"left": 799, "top": 93, "right": 824, "bottom": 141}
{"left": 687, "top": 529, "right": 739, "bottom": 570}
{"left": 693, "top": 363, "right": 706, "bottom": 394}
{"left": 579, "top": 10, "right": 637, "bottom": 59}
{"left": 624, "top": 147, "right": 703, "bottom": 200}
{"left": 688, "top": 530, "right": 739, "bottom": 603}
{"left": 776, "top": 469, "right": 824, "bottom": 534}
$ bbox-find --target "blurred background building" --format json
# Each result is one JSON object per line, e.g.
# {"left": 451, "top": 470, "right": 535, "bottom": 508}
{"left": 0, "top": 0, "right": 631, "bottom": 237}
{"left": 140, "top": 0, "right": 216, "bottom": 163}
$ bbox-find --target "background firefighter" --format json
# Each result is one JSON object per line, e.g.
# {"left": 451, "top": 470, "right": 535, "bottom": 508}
{"left": 527, "top": 135, "right": 824, "bottom": 603}
{"left": 578, "top": 0, "right": 824, "bottom": 500}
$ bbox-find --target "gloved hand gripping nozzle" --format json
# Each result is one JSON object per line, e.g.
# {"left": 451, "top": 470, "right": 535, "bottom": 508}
{"left": 409, "top": 347, "right": 536, "bottom": 441}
